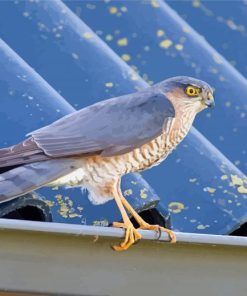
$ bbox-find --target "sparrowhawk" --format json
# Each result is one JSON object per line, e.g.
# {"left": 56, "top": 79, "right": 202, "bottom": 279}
{"left": 0, "top": 76, "right": 214, "bottom": 251}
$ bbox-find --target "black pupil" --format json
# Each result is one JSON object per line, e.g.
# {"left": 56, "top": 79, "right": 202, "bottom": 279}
{"left": 190, "top": 89, "right": 194, "bottom": 94}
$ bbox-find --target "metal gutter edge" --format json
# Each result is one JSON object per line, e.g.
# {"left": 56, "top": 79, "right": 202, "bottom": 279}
{"left": 0, "top": 218, "right": 246, "bottom": 247}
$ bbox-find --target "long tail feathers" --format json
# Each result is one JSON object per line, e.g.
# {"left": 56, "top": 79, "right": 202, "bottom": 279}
{"left": 0, "top": 159, "right": 78, "bottom": 203}
{"left": 0, "top": 137, "right": 48, "bottom": 168}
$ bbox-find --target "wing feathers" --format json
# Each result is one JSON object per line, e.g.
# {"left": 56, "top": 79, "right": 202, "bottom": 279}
{"left": 0, "top": 138, "right": 48, "bottom": 168}
{"left": 31, "top": 90, "right": 175, "bottom": 158}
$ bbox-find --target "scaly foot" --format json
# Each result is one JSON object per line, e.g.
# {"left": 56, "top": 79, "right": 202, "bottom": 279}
{"left": 112, "top": 222, "right": 142, "bottom": 251}
{"left": 139, "top": 222, "right": 176, "bottom": 243}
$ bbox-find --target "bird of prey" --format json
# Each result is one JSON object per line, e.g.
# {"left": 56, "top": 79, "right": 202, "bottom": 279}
{"left": 0, "top": 76, "right": 214, "bottom": 251}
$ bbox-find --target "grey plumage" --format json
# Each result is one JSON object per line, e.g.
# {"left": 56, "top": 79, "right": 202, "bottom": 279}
{"left": 30, "top": 90, "right": 175, "bottom": 157}
{"left": 0, "top": 76, "right": 214, "bottom": 204}
{"left": 0, "top": 159, "right": 78, "bottom": 202}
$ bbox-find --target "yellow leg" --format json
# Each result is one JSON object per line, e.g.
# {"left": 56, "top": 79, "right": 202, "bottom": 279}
{"left": 119, "top": 193, "right": 176, "bottom": 243}
{"left": 112, "top": 181, "right": 142, "bottom": 251}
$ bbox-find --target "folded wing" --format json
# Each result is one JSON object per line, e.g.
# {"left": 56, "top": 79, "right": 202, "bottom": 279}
{"left": 30, "top": 90, "right": 175, "bottom": 157}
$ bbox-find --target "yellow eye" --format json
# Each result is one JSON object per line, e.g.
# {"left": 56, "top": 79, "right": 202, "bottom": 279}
{"left": 185, "top": 86, "right": 200, "bottom": 97}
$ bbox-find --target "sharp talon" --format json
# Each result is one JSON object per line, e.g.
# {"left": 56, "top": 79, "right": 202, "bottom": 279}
{"left": 112, "top": 221, "right": 142, "bottom": 251}
{"left": 156, "top": 227, "right": 162, "bottom": 240}
{"left": 139, "top": 223, "right": 176, "bottom": 243}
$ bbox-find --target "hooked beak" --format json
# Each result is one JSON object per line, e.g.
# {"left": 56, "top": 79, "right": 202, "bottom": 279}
{"left": 204, "top": 92, "right": 215, "bottom": 108}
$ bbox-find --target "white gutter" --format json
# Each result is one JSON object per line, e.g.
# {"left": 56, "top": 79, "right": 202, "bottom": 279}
{"left": 0, "top": 218, "right": 246, "bottom": 247}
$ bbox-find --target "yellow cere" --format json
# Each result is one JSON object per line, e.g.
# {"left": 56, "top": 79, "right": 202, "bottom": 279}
{"left": 124, "top": 189, "right": 133, "bottom": 196}
{"left": 121, "top": 54, "right": 131, "bottom": 61}
{"left": 168, "top": 202, "right": 185, "bottom": 214}
{"left": 117, "top": 38, "right": 128, "bottom": 46}
{"left": 140, "top": 189, "right": 148, "bottom": 199}
{"left": 83, "top": 32, "right": 93, "bottom": 39}
{"left": 109, "top": 6, "right": 118, "bottom": 14}
{"left": 159, "top": 39, "right": 173, "bottom": 49}
{"left": 156, "top": 30, "right": 165, "bottom": 37}
{"left": 105, "top": 82, "right": 114, "bottom": 88}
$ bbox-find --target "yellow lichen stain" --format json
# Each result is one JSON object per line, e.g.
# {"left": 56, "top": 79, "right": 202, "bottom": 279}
{"left": 109, "top": 6, "right": 118, "bottom": 14}
{"left": 105, "top": 82, "right": 114, "bottom": 88}
{"left": 197, "top": 224, "right": 209, "bottom": 230}
{"left": 229, "top": 174, "right": 247, "bottom": 195}
{"left": 83, "top": 32, "right": 93, "bottom": 39}
{"left": 226, "top": 19, "right": 239, "bottom": 31}
{"left": 221, "top": 175, "right": 228, "bottom": 180}
{"left": 105, "top": 34, "right": 113, "bottom": 41}
{"left": 140, "top": 189, "right": 148, "bottom": 199}
{"left": 168, "top": 202, "right": 185, "bottom": 214}
{"left": 213, "top": 53, "right": 223, "bottom": 64}
{"left": 131, "top": 181, "right": 138, "bottom": 185}
{"left": 175, "top": 44, "right": 184, "bottom": 51}
{"left": 192, "top": 0, "right": 201, "bottom": 7}
{"left": 69, "top": 213, "right": 81, "bottom": 218}
{"left": 120, "top": 6, "right": 128, "bottom": 12}
{"left": 151, "top": 0, "right": 160, "bottom": 8}
{"left": 121, "top": 54, "right": 131, "bottom": 61}
{"left": 124, "top": 189, "right": 133, "bottom": 196}
{"left": 231, "top": 175, "right": 243, "bottom": 186}
{"left": 93, "top": 219, "right": 109, "bottom": 226}
{"left": 128, "top": 69, "right": 139, "bottom": 81}
{"left": 237, "top": 186, "right": 247, "bottom": 194}
{"left": 45, "top": 200, "right": 55, "bottom": 208}
{"left": 207, "top": 187, "right": 216, "bottom": 193}
{"left": 189, "top": 178, "right": 197, "bottom": 183}
{"left": 117, "top": 38, "right": 128, "bottom": 46}
{"left": 55, "top": 194, "right": 63, "bottom": 199}
{"left": 219, "top": 75, "right": 225, "bottom": 81}
{"left": 55, "top": 194, "right": 81, "bottom": 219}
{"left": 159, "top": 39, "right": 173, "bottom": 49}
{"left": 156, "top": 30, "right": 165, "bottom": 37}
{"left": 51, "top": 186, "right": 59, "bottom": 190}
{"left": 182, "top": 26, "right": 190, "bottom": 33}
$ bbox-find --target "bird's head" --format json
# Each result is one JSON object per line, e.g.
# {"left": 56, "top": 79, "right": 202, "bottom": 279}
{"left": 161, "top": 76, "right": 215, "bottom": 113}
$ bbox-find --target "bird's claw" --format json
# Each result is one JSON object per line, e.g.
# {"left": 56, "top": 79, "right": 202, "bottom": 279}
{"left": 139, "top": 223, "right": 176, "bottom": 243}
{"left": 112, "top": 222, "right": 142, "bottom": 251}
